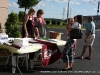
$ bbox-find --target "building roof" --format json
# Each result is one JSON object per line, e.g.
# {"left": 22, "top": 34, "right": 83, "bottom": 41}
{"left": 83, "top": 15, "right": 100, "bottom": 20}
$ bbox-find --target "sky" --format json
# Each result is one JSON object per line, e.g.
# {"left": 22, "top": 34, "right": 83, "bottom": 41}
{"left": 9, "top": 0, "right": 100, "bottom": 19}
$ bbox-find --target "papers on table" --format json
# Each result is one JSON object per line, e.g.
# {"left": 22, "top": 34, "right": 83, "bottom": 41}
{"left": 8, "top": 38, "right": 14, "bottom": 41}
{"left": 48, "top": 39, "right": 58, "bottom": 42}
{"left": 8, "top": 38, "right": 38, "bottom": 43}
{"left": 33, "top": 43, "right": 44, "bottom": 46}
{"left": 29, "top": 39, "right": 37, "bottom": 43}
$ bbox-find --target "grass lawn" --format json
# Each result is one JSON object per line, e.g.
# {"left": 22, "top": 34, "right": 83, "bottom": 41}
{"left": 46, "top": 25, "right": 66, "bottom": 29}
{"left": 18, "top": 22, "right": 85, "bottom": 29}
{"left": 46, "top": 24, "right": 85, "bottom": 30}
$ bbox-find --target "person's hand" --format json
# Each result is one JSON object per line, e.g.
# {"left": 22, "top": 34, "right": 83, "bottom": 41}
{"left": 33, "top": 34, "right": 39, "bottom": 39}
{"left": 37, "top": 34, "right": 40, "bottom": 38}
{"left": 84, "top": 38, "right": 87, "bottom": 43}
{"left": 66, "top": 32, "right": 69, "bottom": 37}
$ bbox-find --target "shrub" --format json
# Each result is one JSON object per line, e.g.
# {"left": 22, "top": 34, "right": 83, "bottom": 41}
{"left": 46, "top": 20, "right": 50, "bottom": 25}
{"left": 5, "top": 12, "right": 21, "bottom": 38}
{"left": 51, "top": 20, "right": 57, "bottom": 25}
{"left": 62, "top": 22, "right": 66, "bottom": 26}
{"left": 18, "top": 11, "right": 25, "bottom": 22}
{"left": 57, "top": 21, "right": 61, "bottom": 25}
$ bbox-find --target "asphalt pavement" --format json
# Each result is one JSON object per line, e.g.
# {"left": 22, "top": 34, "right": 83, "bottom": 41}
{"left": 0, "top": 28, "right": 100, "bottom": 75}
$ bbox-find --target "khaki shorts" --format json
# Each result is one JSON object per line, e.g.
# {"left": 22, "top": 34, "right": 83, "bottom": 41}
{"left": 84, "top": 34, "right": 95, "bottom": 46}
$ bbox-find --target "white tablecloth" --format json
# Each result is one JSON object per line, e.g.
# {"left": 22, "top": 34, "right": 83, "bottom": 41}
{"left": 38, "top": 39, "right": 66, "bottom": 46}
{"left": 0, "top": 38, "right": 66, "bottom": 54}
{"left": 0, "top": 43, "right": 42, "bottom": 54}
{"left": 0, "top": 38, "right": 66, "bottom": 73}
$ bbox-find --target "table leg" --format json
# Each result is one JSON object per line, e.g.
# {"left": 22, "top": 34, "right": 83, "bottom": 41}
{"left": 12, "top": 56, "right": 16, "bottom": 73}
{"left": 5, "top": 55, "right": 11, "bottom": 68}
{"left": 25, "top": 54, "right": 28, "bottom": 70}
{"left": 12, "top": 55, "right": 22, "bottom": 75}
{"left": 30, "top": 60, "right": 34, "bottom": 69}
{"left": 58, "top": 59, "right": 62, "bottom": 64}
{"left": 16, "top": 55, "right": 22, "bottom": 75}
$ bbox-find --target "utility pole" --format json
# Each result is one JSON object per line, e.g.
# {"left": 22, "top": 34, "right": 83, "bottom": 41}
{"left": 70, "top": 8, "right": 72, "bottom": 18}
{"left": 67, "top": 0, "right": 70, "bottom": 24}
{"left": 62, "top": 8, "right": 65, "bottom": 20}
{"left": 97, "top": 2, "right": 100, "bottom": 16}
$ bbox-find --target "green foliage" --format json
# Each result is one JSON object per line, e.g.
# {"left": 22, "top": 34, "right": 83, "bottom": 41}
{"left": 5, "top": 12, "right": 21, "bottom": 38}
{"left": 51, "top": 21, "right": 57, "bottom": 25}
{"left": 17, "top": 0, "right": 41, "bottom": 13}
{"left": 18, "top": 11, "right": 25, "bottom": 22}
{"left": 46, "top": 24, "right": 66, "bottom": 29}
{"left": 46, "top": 20, "right": 50, "bottom": 25}
{"left": 62, "top": 22, "right": 67, "bottom": 26}
{"left": 57, "top": 21, "right": 61, "bottom": 25}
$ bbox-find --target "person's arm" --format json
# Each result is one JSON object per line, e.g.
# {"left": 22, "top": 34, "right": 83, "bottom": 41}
{"left": 85, "top": 31, "right": 91, "bottom": 39}
{"left": 23, "top": 15, "right": 29, "bottom": 37}
{"left": 68, "top": 27, "right": 73, "bottom": 32}
{"left": 43, "top": 19, "right": 47, "bottom": 30}
{"left": 44, "top": 18, "right": 46, "bottom": 25}
{"left": 67, "top": 24, "right": 75, "bottom": 32}
{"left": 69, "top": 23, "right": 81, "bottom": 31}
{"left": 85, "top": 23, "right": 92, "bottom": 43}
{"left": 85, "top": 31, "right": 91, "bottom": 43}
{"left": 35, "top": 27, "right": 40, "bottom": 38}
{"left": 66, "top": 24, "right": 72, "bottom": 37}
{"left": 66, "top": 24, "right": 70, "bottom": 31}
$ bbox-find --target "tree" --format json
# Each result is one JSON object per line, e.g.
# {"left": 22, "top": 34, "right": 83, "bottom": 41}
{"left": 57, "top": 21, "right": 61, "bottom": 25}
{"left": 18, "top": 11, "right": 25, "bottom": 22}
{"left": 5, "top": 12, "right": 21, "bottom": 38}
{"left": 46, "top": 20, "right": 50, "bottom": 25}
{"left": 17, "top": 0, "right": 41, "bottom": 15}
{"left": 51, "top": 21, "right": 57, "bottom": 25}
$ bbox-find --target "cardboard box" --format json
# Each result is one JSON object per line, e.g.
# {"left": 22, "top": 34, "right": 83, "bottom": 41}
{"left": 49, "top": 31, "right": 63, "bottom": 40}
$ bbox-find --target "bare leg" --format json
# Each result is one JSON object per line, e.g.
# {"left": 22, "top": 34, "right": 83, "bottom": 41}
{"left": 88, "top": 46, "right": 93, "bottom": 59}
{"left": 69, "top": 62, "right": 73, "bottom": 68}
{"left": 80, "top": 45, "right": 87, "bottom": 58}
{"left": 65, "top": 62, "right": 70, "bottom": 69}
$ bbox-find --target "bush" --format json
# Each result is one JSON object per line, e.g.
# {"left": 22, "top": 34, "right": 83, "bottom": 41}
{"left": 5, "top": 12, "right": 21, "bottom": 38}
{"left": 62, "top": 22, "right": 67, "bottom": 26}
{"left": 46, "top": 20, "right": 50, "bottom": 25}
{"left": 51, "top": 20, "right": 57, "bottom": 25}
{"left": 57, "top": 21, "right": 61, "bottom": 25}
{"left": 18, "top": 11, "right": 25, "bottom": 22}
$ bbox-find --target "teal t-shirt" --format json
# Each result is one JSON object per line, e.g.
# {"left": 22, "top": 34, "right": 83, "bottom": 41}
{"left": 85, "top": 21, "right": 95, "bottom": 34}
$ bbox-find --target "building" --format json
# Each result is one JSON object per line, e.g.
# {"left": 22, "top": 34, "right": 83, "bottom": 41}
{"left": 0, "top": 0, "right": 9, "bottom": 32}
{"left": 83, "top": 15, "right": 100, "bottom": 29}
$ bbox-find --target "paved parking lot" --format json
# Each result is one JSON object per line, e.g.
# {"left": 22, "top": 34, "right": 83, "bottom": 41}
{"left": 0, "top": 28, "right": 100, "bottom": 75}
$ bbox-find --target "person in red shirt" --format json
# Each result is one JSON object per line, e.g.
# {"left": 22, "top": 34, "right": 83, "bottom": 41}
{"left": 36, "top": 9, "right": 47, "bottom": 38}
